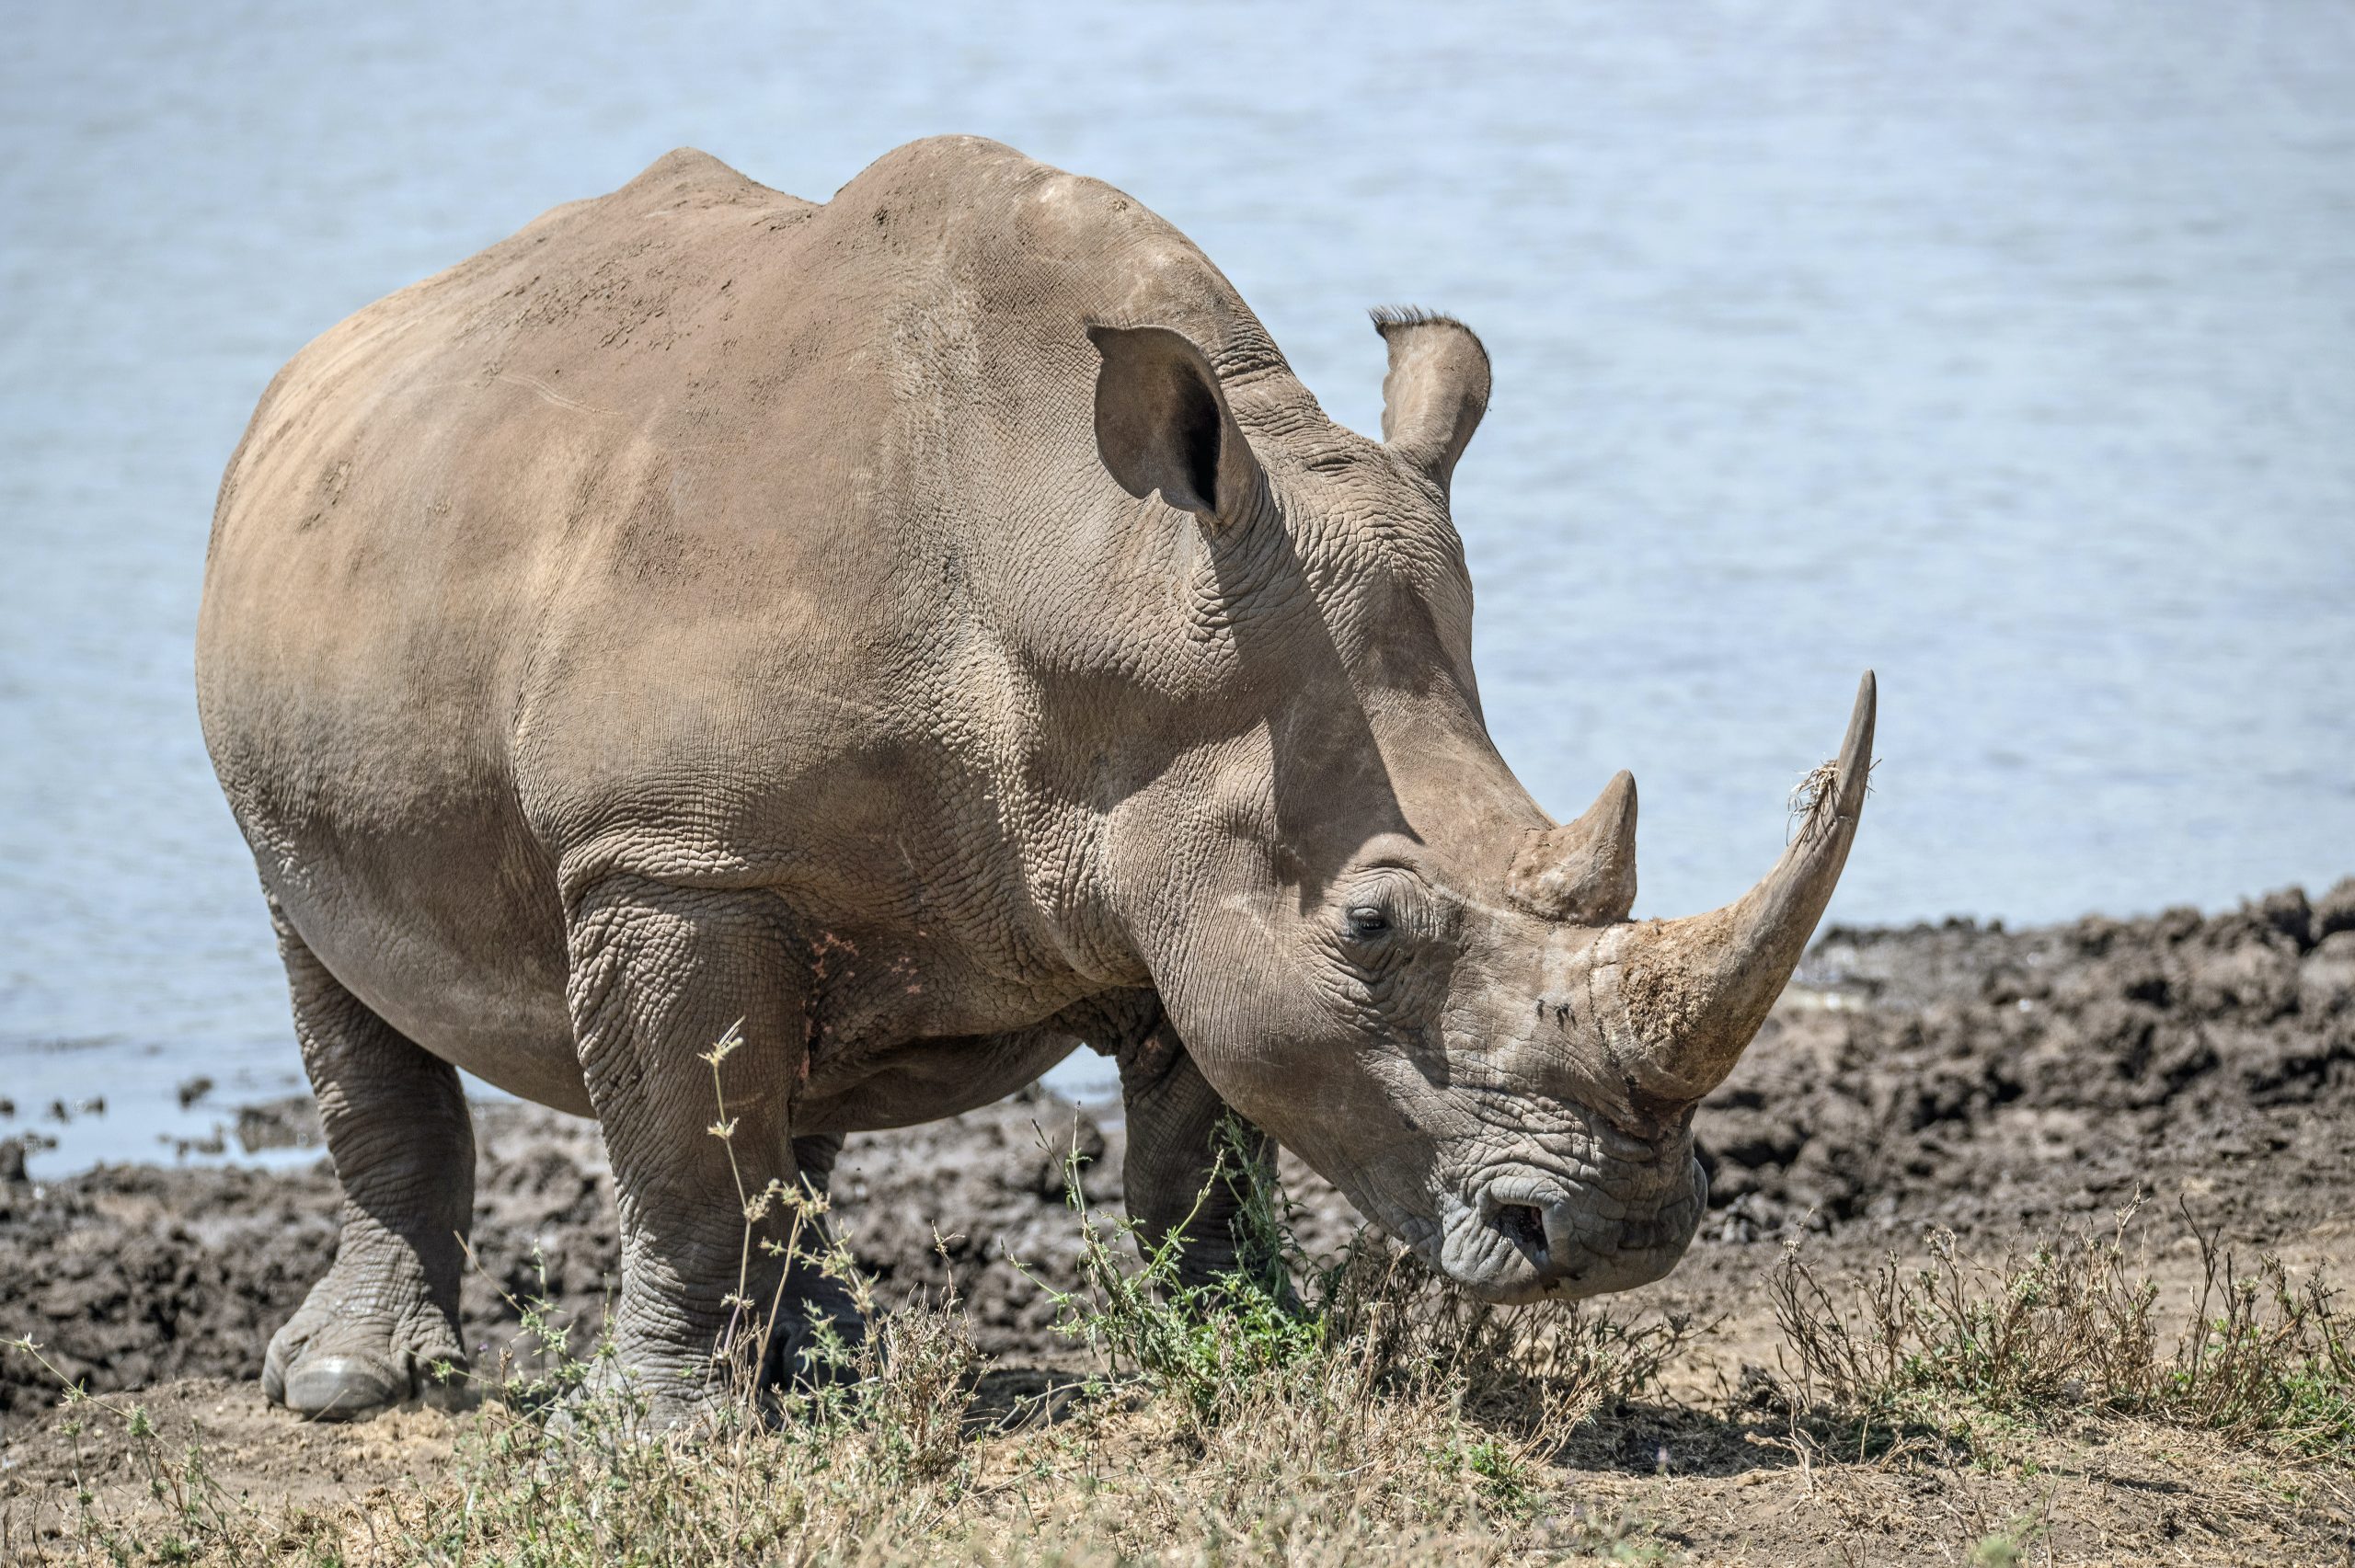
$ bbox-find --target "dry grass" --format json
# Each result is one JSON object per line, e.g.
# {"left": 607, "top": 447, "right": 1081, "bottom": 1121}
{"left": 1765, "top": 1197, "right": 2355, "bottom": 1463}
{"left": 15, "top": 1198, "right": 2355, "bottom": 1564}
{"left": 12, "top": 1063, "right": 2354, "bottom": 1565}
{"left": 4, "top": 1117, "right": 1697, "bottom": 1565}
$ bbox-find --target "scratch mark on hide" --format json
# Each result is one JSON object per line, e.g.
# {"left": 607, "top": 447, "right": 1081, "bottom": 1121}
{"left": 496, "top": 373, "right": 618, "bottom": 418}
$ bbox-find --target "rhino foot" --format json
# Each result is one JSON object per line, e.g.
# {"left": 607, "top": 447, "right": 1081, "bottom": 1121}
{"left": 542, "top": 1287, "right": 874, "bottom": 1436}
{"left": 762, "top": 1269, "right": 871, "bottom": 1391}
{"left": 262, "top": 1266, "right": 467, "bottom": 1422}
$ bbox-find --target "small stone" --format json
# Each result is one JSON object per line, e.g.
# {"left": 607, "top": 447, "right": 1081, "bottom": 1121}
{"left": 2255, "top": 887, "right": 2315, "bottom": 951}
{"left": 2316, "top": 876, "right": 2355, "bottom": 942}
{"left": 235, "top": 1098, "right": 323, "bottom": 1153}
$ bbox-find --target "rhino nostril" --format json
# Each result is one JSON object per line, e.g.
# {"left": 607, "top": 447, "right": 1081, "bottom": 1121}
{"left": 1493, "top": 1202, "right": 1547, "bottom": 1258}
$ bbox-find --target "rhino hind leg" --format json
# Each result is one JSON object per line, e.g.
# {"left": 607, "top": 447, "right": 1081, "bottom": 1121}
{"left": 1117, "top": 1013, "right": 1286, "bottom": 1299}
{"left": 564, "top": 876, "right": 856, "bottom": 1425}
{"left": 263, "top": 902, "right": 473, "bottom": 1422}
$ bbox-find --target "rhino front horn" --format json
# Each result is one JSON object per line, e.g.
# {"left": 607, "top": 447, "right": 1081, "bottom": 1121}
{"left": 1594, "top": 672, "right": 1877, "bottom": 1104}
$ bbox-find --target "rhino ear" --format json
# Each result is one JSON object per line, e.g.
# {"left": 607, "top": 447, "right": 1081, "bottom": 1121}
{"left": 1087, "top": 324, "right": 1266, "bottom": 528}
{"left": 1372, "top": 307, "right": 1489, "bottom": 489}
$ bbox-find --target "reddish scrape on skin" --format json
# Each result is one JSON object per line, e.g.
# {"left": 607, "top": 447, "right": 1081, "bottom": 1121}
{"left": 803, "top": 931, "right": 862, "bottom": 1058}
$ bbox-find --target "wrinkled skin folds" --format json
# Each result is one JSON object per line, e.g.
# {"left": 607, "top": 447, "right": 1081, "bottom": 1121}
{"left": 196, "top": 138, "right": 1874, "bottom": 1423}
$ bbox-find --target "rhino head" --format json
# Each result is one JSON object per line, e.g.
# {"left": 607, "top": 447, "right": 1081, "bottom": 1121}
{"left": 1087, "top": 310, "right": 1873, "bottom": 1303}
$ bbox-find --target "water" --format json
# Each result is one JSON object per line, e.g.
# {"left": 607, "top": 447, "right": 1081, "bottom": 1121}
{"left": 5, "top": 0, "right": 2351, "bottom": 1173}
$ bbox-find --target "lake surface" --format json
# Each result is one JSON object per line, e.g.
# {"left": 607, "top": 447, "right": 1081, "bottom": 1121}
{"left": 4, "top": 0, "right": 2351, "bottom": 1173}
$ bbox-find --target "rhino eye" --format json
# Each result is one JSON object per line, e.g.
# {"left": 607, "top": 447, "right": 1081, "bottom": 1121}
{"left": 1345, "top": 906, "right": 1391, "bottom": 939}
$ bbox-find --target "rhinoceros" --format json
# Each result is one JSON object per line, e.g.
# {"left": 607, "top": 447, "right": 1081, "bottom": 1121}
{"left": 196, "top": 136, "right": 1873, "bottom": 1424}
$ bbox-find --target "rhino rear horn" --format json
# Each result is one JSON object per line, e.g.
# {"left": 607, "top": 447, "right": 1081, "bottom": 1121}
{"left": 1509, "top": 770, "right": 1638, "bottom": 925}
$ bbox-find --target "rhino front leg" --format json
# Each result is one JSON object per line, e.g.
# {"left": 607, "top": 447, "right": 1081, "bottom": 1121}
{"left": 263, "top": 902, "right": 473, "bottom": 1421}
{"left": 564, "top": 876, "right": 859, "bottom": 1425}
{"left": 1118, "top": 1013, "right": 1284, "bottom": 1295}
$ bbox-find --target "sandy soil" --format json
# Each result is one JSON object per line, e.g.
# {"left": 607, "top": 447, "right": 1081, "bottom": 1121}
{"left": 6, "top": 879, "right": 2354, "bottom": 1562}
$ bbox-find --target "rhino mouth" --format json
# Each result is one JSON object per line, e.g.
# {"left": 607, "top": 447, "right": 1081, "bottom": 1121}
{"left": 1425, "top": 1152, "right": 1707, "bottom": 1305}
{"left": 1493, "top": 1200, "right": 1549, "bottom": 1256}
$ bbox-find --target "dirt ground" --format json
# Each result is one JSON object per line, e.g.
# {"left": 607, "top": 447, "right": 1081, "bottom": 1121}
{"left": 6, "top": 879, "right": 2354, "bottom": 1562}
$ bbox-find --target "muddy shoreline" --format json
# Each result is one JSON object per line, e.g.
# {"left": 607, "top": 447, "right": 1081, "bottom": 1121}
{"left": 6, "top": 880, "right": 2352, "bottom": 1432}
